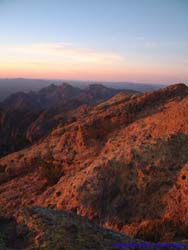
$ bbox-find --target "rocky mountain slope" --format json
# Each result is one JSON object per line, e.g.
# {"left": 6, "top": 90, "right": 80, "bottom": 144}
{"left": 0, "top": 83, "right": 188, "bottom": 243}
{"left": 0, "top": 83, "right": 136, "bottom": 157}
{"left": 2, "top": 83, "right": 135, "bottom": 109}
{"left": 2, "top": 207, "right": 188, "bottom": 250}
{"left": 0, "top": 206, "right": 138, "bottom": 250}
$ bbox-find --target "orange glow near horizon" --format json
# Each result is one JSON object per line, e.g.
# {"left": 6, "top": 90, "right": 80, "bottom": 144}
{"left": 0, "top": 43, "right": 188, "bottom": 83}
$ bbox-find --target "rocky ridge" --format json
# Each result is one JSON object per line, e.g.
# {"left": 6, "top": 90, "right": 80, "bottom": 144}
{"left": 0, "top": 83, "right": 188, "bottom": 242}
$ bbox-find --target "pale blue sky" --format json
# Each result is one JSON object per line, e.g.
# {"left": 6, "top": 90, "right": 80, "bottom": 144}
{"left": 0, "top": 0, "right": 188, "bottom": 83}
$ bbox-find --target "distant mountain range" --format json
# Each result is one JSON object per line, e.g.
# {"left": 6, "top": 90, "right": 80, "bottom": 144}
{"left": 0, "top": 78, "right": 166, "bottom": 101}
{"left": 0, "top": 83, "right": 137, "bottom": 157}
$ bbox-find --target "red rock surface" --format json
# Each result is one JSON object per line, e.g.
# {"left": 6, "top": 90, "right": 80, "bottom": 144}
{"left": 0, "top": 83, "right": 134, "bottom": 157}
{"left": 1, "top": 83, "right": 188, "bottom": 242}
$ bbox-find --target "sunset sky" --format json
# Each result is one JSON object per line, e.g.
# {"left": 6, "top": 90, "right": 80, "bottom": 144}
{"left": 0, "top": 0, "right": 188, "bottom": 83}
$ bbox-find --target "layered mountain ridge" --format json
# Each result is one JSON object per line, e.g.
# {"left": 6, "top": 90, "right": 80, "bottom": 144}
{"left": 0, "top": 83, "right": 137, "bottom": 157}
{"left": 0, "top": 83, "right": 188, "bottom": 244}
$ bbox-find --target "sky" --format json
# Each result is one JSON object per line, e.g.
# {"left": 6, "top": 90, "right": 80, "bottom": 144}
{"left": 0, "top": 0, "right": 188, "bottom": 83}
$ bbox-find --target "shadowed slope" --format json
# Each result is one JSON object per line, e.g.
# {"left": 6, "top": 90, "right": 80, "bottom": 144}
{"left": 0, "top": 83, "right": 188, "bottom": 242}
{"left": 0, "top": 83, "right": 136, "bottom": 157}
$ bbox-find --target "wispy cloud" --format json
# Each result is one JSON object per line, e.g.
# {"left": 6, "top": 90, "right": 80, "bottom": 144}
{"left": 0, "top": 42, "right": 129, "bottom": 80}
{"left": 0, "top": 43, "right": 126, "bottom": 65}
{"left": 0, "top": 42, "right": 187, "bottom": 83}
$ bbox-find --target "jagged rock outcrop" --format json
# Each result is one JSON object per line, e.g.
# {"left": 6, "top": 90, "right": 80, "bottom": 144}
{"left": 0, "top": 83, "right": 135, "bottom": 157}
{"left": 1, "top": 83, "right": 188, "bottom": 242}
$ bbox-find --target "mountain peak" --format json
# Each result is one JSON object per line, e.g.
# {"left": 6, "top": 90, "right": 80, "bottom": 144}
{"left": 155, "top": 83, "right": 188, "bottom": 100}
{"left": 86, "top": 84, "right": 109, "bottom": 90}
{"left": 60, "top": 82, "right": 74, "bottom": 89}
{"left": 165, "top": 83, "right": 188, "bottom": 92}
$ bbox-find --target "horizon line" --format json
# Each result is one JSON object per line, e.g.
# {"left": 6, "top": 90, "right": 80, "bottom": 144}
{"left": 0, "top": 76, "right": 179, "bottom": 86}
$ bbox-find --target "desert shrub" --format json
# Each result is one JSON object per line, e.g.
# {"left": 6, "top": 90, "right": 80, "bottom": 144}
{"left": 142, "top": 132, "right": 188, "bottom": 167}
{"left": 36, "top": 152, "right": 64, "bottom": 186}
{"left": 175, "top": 224, "right": 188, "bottom": 240}
{"left": 131, "top": 147, "right": 142, "bottom": 161}
{"left": 135, "top": 220, "right": 163, "bottom": 242}
{"left": 0, "top": 234, "right": 5, "bottom": 249}
{"left": 78, "top": 163, "right": 121, "bottom": 221}
{"left": 136, "top": 220, "right": 188, "bottom": 242}
{"left": 40, "top": 160, "right": 64, "bottom": 186}
{"left": 78, "top": 160, "right": 137, "bottom": 224}
{"left": 0, "top": 164, "right": 6, "bottom": 174}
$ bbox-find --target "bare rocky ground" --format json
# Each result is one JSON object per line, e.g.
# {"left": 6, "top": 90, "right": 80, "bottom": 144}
{"left": 1, "top": 83, "right": 188, "bottom": 248}
{"left": 1, "top": 206, "right": 188, "bottom": 250}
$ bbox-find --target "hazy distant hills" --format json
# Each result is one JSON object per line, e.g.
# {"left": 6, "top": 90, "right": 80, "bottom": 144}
{"left": 0, "top": 78, "right": 52, "bottom": 101}
{"left": 0, "top": 83, "right": 137, "bottom": 157}
{"left": 0, "top": 78, "right": 166, "bottom": 101}
{"left": 1, "top": 82, "right": 138, "bottom": 110}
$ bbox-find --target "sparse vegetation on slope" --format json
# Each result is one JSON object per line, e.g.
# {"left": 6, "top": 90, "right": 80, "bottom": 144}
{"left": 1, "top": 83, "right": 188, "bottom": 243}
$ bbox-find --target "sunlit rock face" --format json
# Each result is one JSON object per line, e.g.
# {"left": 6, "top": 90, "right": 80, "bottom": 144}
{"left": 1, "top": 84, "right": 188, "bottom": 242}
